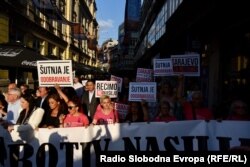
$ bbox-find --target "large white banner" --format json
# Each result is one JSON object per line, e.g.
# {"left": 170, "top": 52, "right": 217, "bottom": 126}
{"left": 37, "top": 60, "right": 73, "bottom": 87}
{"left": 1, "top": 121, "right": 250, "bottom": 166}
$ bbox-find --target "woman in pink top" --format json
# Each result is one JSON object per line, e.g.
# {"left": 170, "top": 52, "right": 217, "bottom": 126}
{"left": 59, "top": 97, "right": 89, "bottom": 127}
{"left": 182, "top": 91, "right": 213, "bottom": 120}
{"left": 92, "top": 95, "right": 119, "bottom": 125}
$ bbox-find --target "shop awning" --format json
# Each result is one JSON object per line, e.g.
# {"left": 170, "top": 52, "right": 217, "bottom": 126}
{"left": 0, "top": 43, "right": 48, "bottom": 69}
{"left": 72, "top": 62, "right": 93, "bottom": 75}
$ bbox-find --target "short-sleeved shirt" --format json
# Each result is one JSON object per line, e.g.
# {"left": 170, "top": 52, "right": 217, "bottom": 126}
{"left": 63, "top": 113, "right": 89, "bottom": 127}
{"left": 93, "top": 108, "right": 119, "bottom": 125}
{"left": 183, "top": 102, "right": 213, "bottom": 120}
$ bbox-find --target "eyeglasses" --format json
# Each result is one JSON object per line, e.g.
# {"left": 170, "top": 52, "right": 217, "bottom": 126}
{"left": 68, "top": 106, "right": 76, "bottom": 110}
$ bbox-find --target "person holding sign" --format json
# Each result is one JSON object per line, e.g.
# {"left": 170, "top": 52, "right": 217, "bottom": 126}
{"left": 91, "top": 95, "right": 119, "bottom": 125}
{"left": 59, "top": 97, "right": 89, "bottom": 127}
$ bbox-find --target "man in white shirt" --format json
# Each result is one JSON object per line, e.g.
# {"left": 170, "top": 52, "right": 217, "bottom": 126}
{"left": 5, "top": 88, "right": 22, "bottom": 124}
{"left": 81, "top": 79, "right": 99, "bottom": 122}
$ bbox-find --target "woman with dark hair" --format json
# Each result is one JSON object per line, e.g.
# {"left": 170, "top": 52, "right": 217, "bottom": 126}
{"left": 42, "top": 93, "right": 68, "bottom": 128}
{"left": 124, "top": 100, "right": 149, "bottom": 123}
{"left": 59, "top": 97, "right": 89, "bottom": 127}
{"left": 7, "top": 93, "right": 44, "bottom": 132}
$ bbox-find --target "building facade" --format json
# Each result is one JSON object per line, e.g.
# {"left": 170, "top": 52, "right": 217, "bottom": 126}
{"left": 0, "top": 0, "right": 98, "bottom": 89}
{"left": 133, "top": 0, "right": 250, "bottom": 117}
{"left": 112, "top": 0, "right": 141, "bottom": 77}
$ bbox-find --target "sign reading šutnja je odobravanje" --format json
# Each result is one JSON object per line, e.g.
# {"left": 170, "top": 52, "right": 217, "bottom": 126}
{"left": 37, "top": 60, "right": 73, "bottom": 87}
{"left": 128, "top": 82, "right": 157, "bottom": 102}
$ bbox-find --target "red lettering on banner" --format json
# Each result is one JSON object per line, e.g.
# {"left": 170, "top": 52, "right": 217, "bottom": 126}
{"left": 173, "top": 66, "right": 198, "bottom": 72}
{"left": 130, "top": 94, "right": 154, "bottom": 99}
{"left": 41, "top": 76, "right": 70, "bottom": 82}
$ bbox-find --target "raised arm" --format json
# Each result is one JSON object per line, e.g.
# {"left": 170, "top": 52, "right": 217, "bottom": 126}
{"left": 141, "top": 99, "right": 149, "bottom": 121}
{"left": 55, "top": 84, "right": 69, "bottom": 103}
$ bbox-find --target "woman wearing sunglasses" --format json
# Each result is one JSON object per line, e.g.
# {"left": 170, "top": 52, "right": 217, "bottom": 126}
{"left": 59, "top": 97, "right": 89, "bottom": 127}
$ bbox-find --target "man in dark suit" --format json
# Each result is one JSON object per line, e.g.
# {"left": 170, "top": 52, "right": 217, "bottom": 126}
{"left": 82, "top": 79, "right": 99, "bottom": 122}
{"left": 36, "top": 87, "right": 50, "bottom": 127}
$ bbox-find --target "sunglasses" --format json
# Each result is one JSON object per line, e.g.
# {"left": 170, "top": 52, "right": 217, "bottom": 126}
{"left": 68, "top": 106, "right": 76, "bottom": 110}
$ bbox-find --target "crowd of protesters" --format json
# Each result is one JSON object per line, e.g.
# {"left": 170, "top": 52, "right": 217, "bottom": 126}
{"left": 0, "top": 74, "right": 249, "bottom": 135}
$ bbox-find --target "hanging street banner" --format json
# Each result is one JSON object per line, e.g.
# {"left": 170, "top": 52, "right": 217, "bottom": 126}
{"left": 110, "top": 75, "right": 123, "bottom": 92}
{"left": 95, "top": 80, "right": 118, "bottom": 98}
{"left": 153, "top": 58, "right": 173, "bottom": 76}
{"left": 171, "top": 54, "right": 200, "bottom": 76}
{"left": 1, "top": 121, "right": 250, "bottom": 166}
{"left": 128, "top": 82, "right": 157, "bottom": 102}
{"left": 37, "top": 60, "right": 73, "bottom": 87}
{"left": 136, "top": 68, "right": 153, "bottom": 82}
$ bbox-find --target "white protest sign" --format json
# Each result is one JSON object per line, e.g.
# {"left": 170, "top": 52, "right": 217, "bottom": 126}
{"left": 153, "top": 58, "right": 173, "bottom": 76}
{"left": 136, "top": 68, "right": 153, "bottom": 82}
{"left": 95, "top": 80, "right": 118, "bottom": 98}
{"left": 128, "top": 82, "right": 157, "bottom": 102}
{"left": 110, "top": 75, "right": 123, "bottom": 92}
{"left": 114, "top": 102, "right": 129, "bottom": 120}
{"left": 37, "top": 60, "right": 73, "bottom": 87}
{"left": 171, "top": 54, "right": 200, "bottom": 76}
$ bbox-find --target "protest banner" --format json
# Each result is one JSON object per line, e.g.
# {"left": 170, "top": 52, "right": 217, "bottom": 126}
{"left": 37, "top": 60, "right": 73, "bottom": 87}
{"left": 114, "top": 103, "right": 129, "bottom": 120}
{"left": 95, "top": 80, "right": 118, "bottom": 98}
{"left": 136, "top": 68, "right": 153, "bottom": 82}
{"left": 110, "top": 75, "right": 123, "bottom": 92}
{"left": 153, "top": 58, "right": 173, "bottom": 76}
{"left": 128, "top": 82, "right": 157, "bottom": 102}
{"left": 1, "top": 121, "right": 249, "bottom": 166}
{"left": 171, "top": 54, "right": 200, "bottom": 76}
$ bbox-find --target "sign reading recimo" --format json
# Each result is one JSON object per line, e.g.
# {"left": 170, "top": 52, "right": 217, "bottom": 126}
{"left": 37, "top": 60, "right": 73, "bottom": 87}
